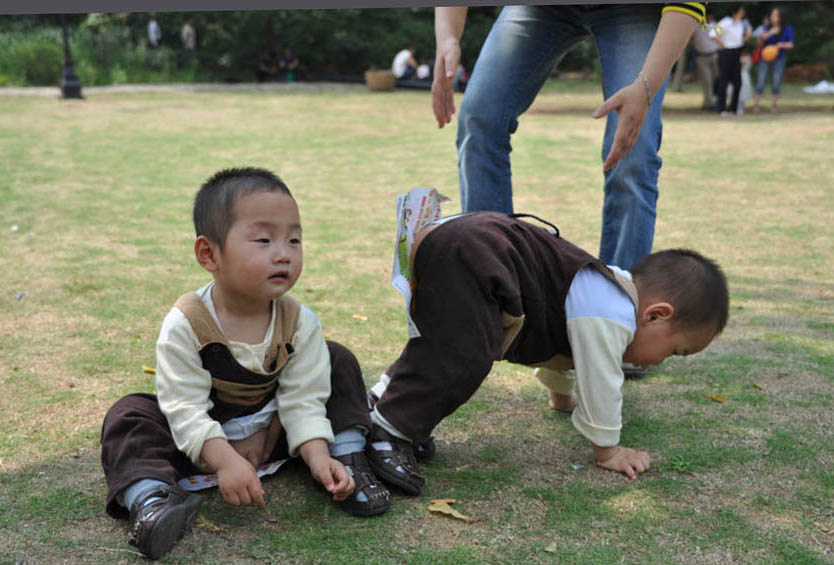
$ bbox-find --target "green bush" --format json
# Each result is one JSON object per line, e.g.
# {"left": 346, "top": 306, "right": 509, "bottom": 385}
{"left": 817, "top": 40, "right": 834, "bottom": 79}
{"left": 19, "top": 41, "right": 63, "bottom": 85}
{"left": 0, "top": 29, "right": 64, "bottom": 86}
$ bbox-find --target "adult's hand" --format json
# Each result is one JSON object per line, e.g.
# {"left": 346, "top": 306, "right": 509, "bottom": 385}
{"left": 592, "top": 80, "right": 650, "bottom": 172}
{"left": 431, "top": 7, "right": 468, "bottom": 129}
{"left": 431, "top": 39, "right": 461, "bottom": 129}
{"left": 592, "top": 9, "right": 699, "bottom": 171}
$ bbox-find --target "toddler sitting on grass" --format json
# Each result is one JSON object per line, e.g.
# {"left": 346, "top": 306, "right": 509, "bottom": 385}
{"left": 101, "top": 168, "right": 389, "bottom": 559}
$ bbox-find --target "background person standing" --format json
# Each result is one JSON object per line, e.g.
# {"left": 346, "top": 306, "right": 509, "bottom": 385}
{"left": 693, "top": 12, "right": 720, "bottom": 110}
{"left": 753, "top": 7, "right": 794, "bottom": 113}
{"left": 147, "top": 17, "right": 161, "bottom": 48}
{"left": 714, "top": 5, "right": 751, "bottom": 116}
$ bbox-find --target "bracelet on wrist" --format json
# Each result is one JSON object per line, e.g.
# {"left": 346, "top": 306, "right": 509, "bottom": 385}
{"left": 638, "top": 71, "right": 652, "bottom": 105}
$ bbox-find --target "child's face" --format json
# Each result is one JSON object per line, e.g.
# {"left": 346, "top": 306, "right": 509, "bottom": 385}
{"left": 213, "top": 191, "right": 302, "bottom": 303}
{"left": 624, "top": 309, "right": 716, "bottom": 368}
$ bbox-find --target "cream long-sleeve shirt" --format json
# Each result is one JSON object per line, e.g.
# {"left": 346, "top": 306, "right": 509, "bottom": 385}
{"left": 155, "top": 282, "right": 334, "bottom": 467}
{"left": 536, "top": 266, "right": 637, "bottom": 447}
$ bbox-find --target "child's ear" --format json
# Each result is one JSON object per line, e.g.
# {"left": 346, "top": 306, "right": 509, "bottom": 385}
{"left": 642, "top": 302, "right": 675, "bottom": 324}
{"left": 194, "top": 236, "right": 220, "bottom": 272}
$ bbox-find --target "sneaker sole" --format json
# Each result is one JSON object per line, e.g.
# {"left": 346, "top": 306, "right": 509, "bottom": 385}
{"left": 146, "top": 493, "right": 202, "bottom": 560}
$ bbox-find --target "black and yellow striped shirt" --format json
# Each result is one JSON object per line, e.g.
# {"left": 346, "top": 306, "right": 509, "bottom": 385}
{"left": 662, "top": 2, "right": 707, "bottom": 25}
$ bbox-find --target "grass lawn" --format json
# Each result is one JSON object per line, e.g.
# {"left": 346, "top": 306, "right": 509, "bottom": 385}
{"left": 0, "top": 80, "right": 833, "bottom": 564}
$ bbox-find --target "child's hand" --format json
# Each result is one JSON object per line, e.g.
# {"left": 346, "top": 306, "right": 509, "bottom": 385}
{"left": 216, "top": 454, "right": 266, "bottom": 507}
{"left": 309, "top": 456, "right": 355, "bottom": 502}
{"left": 298, "top": 438, "right": 355, "bottom": 502}
{"left": 594, "top": 445, "right": 651, "bottom": 480}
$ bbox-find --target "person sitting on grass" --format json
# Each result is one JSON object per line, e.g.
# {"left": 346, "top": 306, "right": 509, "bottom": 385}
{"left": 365, "top": 212, "right": 729, "bottom": 494}
{"left": 100, "top": 167, "right": 390, "bottom": 560}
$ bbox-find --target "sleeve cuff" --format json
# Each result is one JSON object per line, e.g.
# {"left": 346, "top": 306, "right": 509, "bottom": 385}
{"left": 285, "top": 418, "right": 335, "bottom": 457}
{"left": 184, "top": 421, "right": 226, "bottom": 467}
{"left": 571, "top": 412, "right": 621, "bottom": 447}
{"left": 662, "top": 2, "right": 706, "bottom": 24}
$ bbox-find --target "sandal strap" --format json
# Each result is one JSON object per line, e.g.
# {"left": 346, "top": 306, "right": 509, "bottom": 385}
{"left": 334, "top": 452, "right": 385, "bottom": 496}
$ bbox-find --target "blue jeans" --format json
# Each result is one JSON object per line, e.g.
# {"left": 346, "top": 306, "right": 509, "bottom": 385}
{"left": 457, "top": 5, "right": 666, "bottom": 269}
{"left": 756, "top": 56, "right": 787, "bottom": 95}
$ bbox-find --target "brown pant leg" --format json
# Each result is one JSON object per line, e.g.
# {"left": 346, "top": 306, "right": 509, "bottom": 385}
{"left": 325, "top": 340, "right": 372, "bottom": 435}
{"left": 375, "top": 225, "right": 511, "bottom": 443}
{"left": 100, "top": 393, "right": 198, "bottom": 518}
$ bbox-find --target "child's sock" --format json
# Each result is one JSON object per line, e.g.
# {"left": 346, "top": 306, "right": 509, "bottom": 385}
{"left": 329, "top": 427, "right": 366, "bottom": 457}
{"left": 329, "top": 427, "right": 369, "bottom": 502}
{"left": 118, "top": 478, "right": 168, "bottom": 510}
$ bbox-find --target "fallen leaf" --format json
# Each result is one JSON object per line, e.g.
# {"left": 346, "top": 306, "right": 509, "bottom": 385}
{"left": 197, "top": 515, "right": 222, "bottom": 533}
{"left": 544, "top": 541, "right": 559, "bottom": 554}
{"left": 428, "top": 498, "right": 470, "bottom": 522}
{"left": 352, "top": 314, "right": 368, "bottom": 321}
{"left": 705, "top": 393, "right": 726, "bottom": 404}
{"left": 752, "top": 382, "right": 765, "bottom": 390}
{"left": 570, "top": 463, "right": 585, "bottom": 471}
{"left": 142, "top": 364, "right": 156, "bottom": 375}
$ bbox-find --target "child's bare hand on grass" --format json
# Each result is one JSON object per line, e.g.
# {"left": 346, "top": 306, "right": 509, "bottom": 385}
{"left": 593, "top": 445, "right": 651, "bottom": 480}
{"left": 217, "top": 453, "right": 266, "bottom": 507}
{"left": 299, "top": 438, "right": 355, "bottom": 501}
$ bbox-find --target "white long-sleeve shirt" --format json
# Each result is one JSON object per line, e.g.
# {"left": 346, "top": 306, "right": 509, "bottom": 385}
{"left": 536, "top": 266, "right": 636, "bottom": 447}
{"left": 155, "top": 282, "right": 334, "bottom": 467}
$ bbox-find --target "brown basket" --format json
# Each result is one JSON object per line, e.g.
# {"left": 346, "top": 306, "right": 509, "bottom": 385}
{"left": 364, "top": 70, "right": 396, "bottom": 91}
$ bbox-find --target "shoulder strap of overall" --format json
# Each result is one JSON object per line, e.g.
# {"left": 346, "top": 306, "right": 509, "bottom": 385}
{"left": 173, "top": 292, "right": 227, "bottom": 347}
{"left": 265, "top": 295, "right": 302, "bottom": 370}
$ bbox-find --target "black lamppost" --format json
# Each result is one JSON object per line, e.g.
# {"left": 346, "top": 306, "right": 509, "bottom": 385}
{"left": 60, "top": 14, "right": 83, "bottom": 99}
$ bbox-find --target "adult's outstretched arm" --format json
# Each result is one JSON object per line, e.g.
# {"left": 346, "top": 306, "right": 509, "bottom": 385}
{"left": 593, "top": 8, "right": 701, "bottom": 171}
{"left": 431, "top": 6, "right": 468, "bottom": 129}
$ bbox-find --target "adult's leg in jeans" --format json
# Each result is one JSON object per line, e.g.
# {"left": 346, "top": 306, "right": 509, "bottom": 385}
{"left": 770, "top": 55, "right": 787, "bottom": 109}
{"left": 590, "top": 5, "right": 665, "bottom": 269}
{"left": 457, "top": 6, "right": 587, "bottom": 213}
{"left": 754, "top": 58, "right": 770, "bottom": 109}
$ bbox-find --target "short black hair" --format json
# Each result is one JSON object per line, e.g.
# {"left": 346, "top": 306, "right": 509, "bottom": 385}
{"left": 630, "top": 249, "right": 729, "bottom": 334}
{"left": 193, "top": 167, "right": 292, "bottom": 249}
